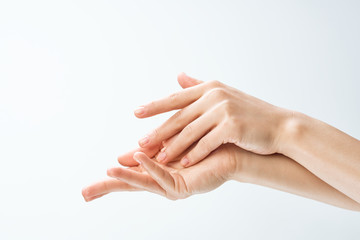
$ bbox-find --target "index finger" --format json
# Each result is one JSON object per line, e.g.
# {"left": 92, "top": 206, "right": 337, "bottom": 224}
{"left": 134, "top": 81, "right": 208, "bottom": 118}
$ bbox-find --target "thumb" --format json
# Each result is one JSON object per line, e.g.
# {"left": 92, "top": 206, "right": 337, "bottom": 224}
{"left": 133, "top": 152, "right": 175, "bottom": 192}
{"left": 177, "top": 72, "right": 203, "bottom": 89}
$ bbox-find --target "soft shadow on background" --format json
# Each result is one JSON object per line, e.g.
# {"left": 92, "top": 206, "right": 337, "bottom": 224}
{"left": 0, "top": 0, "right": 359, "bottom": 239}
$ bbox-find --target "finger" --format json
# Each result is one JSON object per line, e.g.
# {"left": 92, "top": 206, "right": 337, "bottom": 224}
{"left": 107, "top": 167, "right": 165, "bottom": 196}
{"left": 118, "top": 144, "right": 161, "bottom": 166}
{"left": 133, "top": 152, "right": 175, "bottom": 192}
{"left": 137, "top": 85, "right": 225, "bottom": 149}
{"left": 86, "top": 193, "right": 108, "bottom": 202}
{"left": 177, "top": 72, "right": 203, "bottom": 89}
{"left": 82, "top": 179, "right": 140, "bottom": 202}
{"left": 161, "top": 132, "right": 180, "bottom": 148}
{"left": 138, "top": 104, "right": 201, "bottom": 148}
{"left": 157, "top": 110, "right": 219, "bottom": 164}
{"left": 134, "top": 81, "right": 214, "bottom": 119}
{"left": 162, "top": 133, "right": 193, "bottom": 165}
{"left": 181, "top": 125, "right": 225, "bottom": 167}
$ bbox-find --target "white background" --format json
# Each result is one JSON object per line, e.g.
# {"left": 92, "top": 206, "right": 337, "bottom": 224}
{"left": 1, "top": 0, "right": 360, "bottom": 239}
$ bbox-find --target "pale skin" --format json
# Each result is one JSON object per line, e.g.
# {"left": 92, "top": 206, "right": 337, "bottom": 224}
{"left": 82, "top": 135, "right": 360, "bottom": 210}
{"left": 82, "top": 73, "right": 360, "bottom": 210}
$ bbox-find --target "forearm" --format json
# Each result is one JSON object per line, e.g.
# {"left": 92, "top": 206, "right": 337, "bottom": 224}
{"left": 278, "top": 112, "right": 360, "bottom": 203}
{"left": 231, "top": 152, "right": 360, "bottom": 211}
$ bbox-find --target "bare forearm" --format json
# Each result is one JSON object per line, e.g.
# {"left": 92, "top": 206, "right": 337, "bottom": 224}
{"left": 231, "top": 152, "right": 360, "bottom": 211}
{"left": 279, "top": 112, "right": 360, "bottom": 204}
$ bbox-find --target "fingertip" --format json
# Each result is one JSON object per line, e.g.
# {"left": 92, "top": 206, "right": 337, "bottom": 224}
{"left": 81, "top": 187, "right": 88, "bottom": 197}
{"left": 117, "top": 153, "right": 129, "bottom": 164}
{"left": 138, "top": 135, "right": 150, "bottom": 148}
{"left": 180, "top": 157, "right": 190, "bottom": 167}
{"left": 117, "top": 155, "right": 122, "bottom": 164}
{"left": 117, "top": 152, "right": 140, "bottom": 167}
{"left": 177, "top": 72, "right": 187, "bottom": 78}
{"left": 133, "top": 152, "right": 149, "bottom": 163}
{"left": 86, "top": 194, "right": 105, "bottom": 202}
{"left": 134, "top": 106, "right": 146, "bottom": 118}
{"left": 177, "top": 72, "right": 189, "bottom": 89}
{"left": 133, "top": 151, "right": 143, "bottom": 159}
{"left": 84, "top": 197, "right": 92, "bottom": 202}
{"left": 82, "top": 187, "right": 92, "bottom": 202}
{"left": 156, "top": 151, "right": 167, "bottom": 163}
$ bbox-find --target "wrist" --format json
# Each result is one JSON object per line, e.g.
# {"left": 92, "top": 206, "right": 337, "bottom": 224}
{"left": 276, "top": 110, "right": 308, "bottom": 157}
{"left": 228, "top": 147, "right": 253, "bottom": 183}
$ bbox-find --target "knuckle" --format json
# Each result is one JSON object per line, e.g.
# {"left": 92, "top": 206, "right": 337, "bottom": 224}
{"left": 198, "top": 137, "right": 212, "bottom": 154}
{"left": 218, "top": 99, "right": 235, "bottom": 117}
{"left": 169, "top": 92, "right": 179, "bottom": 103}
{"left": 172, "top": 110, "right": 184, "bottom": 128}
{"left": 208, "top": 80, "right": 222, "bottom": 88}
{"left": 164, "top": 109, "right": 185, "bottom": 134}
{"left": 209, "top": 88, "right": 228, "bottom": 99}
{"left": 103, "top": 181, "right": 110, "bottom": 193}
{"left": 221, "top": 99, "right": 232, "bottom": 111}
{"left": 152, "top": 128, "right": 160, "bottom": 139}
{"left": 172, "top": 109, "right": 182, "bottom": 119}
{"left": 207, "top": 87, "right": 228, "bottom": 100}
{"left": 147, "top": 100, "right": 156, "bottom": 108}
{"left": 146, "top": 101, "right": 158, "bottom": 113}
{"left": 224, "top": 115, "right": 237, "bottom": 128}
{"left": 182, "top": 124, "right": 194, "bottom": 137}
{"left": 221, "top": 116, "right": 240, "bottom": 138}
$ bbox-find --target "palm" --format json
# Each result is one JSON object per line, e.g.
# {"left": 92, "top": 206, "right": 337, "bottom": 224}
{"left": 164, "top": 144, "right": 236, "bottom": 198}
{"left": 83, "top": 144, "right": 239, "bottom": 201}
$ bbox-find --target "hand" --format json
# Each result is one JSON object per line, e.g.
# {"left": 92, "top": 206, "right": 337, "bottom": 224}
{"left": 81, "top": 130, "right": 360, "bottom": 210}
{"left": 135, "top": 73, "right": 291, "bottom": 167}
{"left": 82, "top": 140, "right": 241, "bottom": 201}
{"left": 81, "top": 134, "right": 176, "bottom": 201}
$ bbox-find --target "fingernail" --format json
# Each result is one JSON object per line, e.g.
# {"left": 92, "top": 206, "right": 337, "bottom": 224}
{"left": 139, "top": 135, "right": 149, "bottom": 147}
{"left": 157, "top": 152, "right": 167, "bottom": 162}
{"left": 181, "top": 157, "right": 189, "bottom": 166}
{"left": 134, "top": 106, "right": 145, "bottom": 116}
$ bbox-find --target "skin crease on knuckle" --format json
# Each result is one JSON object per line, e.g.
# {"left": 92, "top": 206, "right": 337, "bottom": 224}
{"left": 182, "top": 124, "right": 194, "bottom": 139}
{"left": 205, "top": 87, "right": 229, "bottom": 102}
{"left": 207, "top": 80, "right": 223, "bottom": 89}
{"left": 147, "top": 100, "right": 157, "bottom": 113}
{"left": 151, "top": 128, "right": 160, "bottom": 142}
{"left": 172, "top": 108, "right": 183, "bottom": 122}
{"left": 169, "top": 92, "right": 179, "bottom": 105}
{"left": 172, "top": 109, "right": 187, "bottom": 131}
{"left": 196, "top": 137, "right": 212, "bottom": 159}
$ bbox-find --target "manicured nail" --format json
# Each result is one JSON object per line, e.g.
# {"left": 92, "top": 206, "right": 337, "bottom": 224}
{"left": 134, "top": 106, "right": 145, "bottom": 116}
{"left": 181, "top": 157, "right": 189, "bottom": 166}
{"left": 139, "top": 135, "right": 149, "bottom": 147}
{"left": 157, "top": 152, "right": 167, "bottom": 162}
